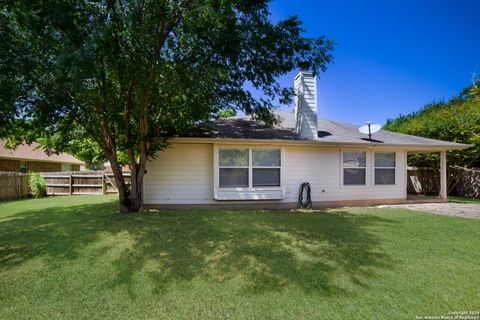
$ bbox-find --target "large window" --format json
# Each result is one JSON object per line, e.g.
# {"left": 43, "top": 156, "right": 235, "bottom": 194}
{"left": 374, "top": 152, "right": 396, "bottom": 185}
{"left": 219, "top": 148, "right": 281, "bottom": 188}
{"left": 343, "top": 151, "right": 366, "bottom": 185}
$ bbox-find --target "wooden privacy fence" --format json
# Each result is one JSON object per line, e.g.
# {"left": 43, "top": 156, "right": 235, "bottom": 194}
{"left": 0, "top": 172, "right": 30, "bottom": 201}
{"left": 42, "top": 171, "right": 131, "bottom": 195}
{"left": 407, "top": 167, "right": 440, "bottom": 196}
{"left": 408, "top": 166, "right": 480, "bottom": 198}
{"left": 449, "top": 166, "right": 480, "bottom": 199}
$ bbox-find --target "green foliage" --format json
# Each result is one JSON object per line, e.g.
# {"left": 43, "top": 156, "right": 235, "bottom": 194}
{"left": 471, "top": 84, "right": 480, "bottom": 99}
{"left": 28, "top": 172, "right": 46, "bottom": 198}
{"left": 384, "top": 89, "right": 480, "bottom": 167}
{"left": 1, "top": 0, "right": 334, "bottom": 148}
{"left": 217, "top": 109, "right": 237, "bottom": 119}
{"left": 0, "top": 0, "right": 335, "bottom": 211}
{"left": 37, "top": 129, "right": 109, "bottom": 166}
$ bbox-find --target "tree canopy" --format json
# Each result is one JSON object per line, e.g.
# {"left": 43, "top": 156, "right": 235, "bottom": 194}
{"left": 384, "top": 87, "right": 480, "bottom": 167}
{"left": 0, "top": 0, "right": 335, "bottom": 212}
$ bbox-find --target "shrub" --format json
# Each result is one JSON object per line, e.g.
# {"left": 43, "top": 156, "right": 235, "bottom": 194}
{"left": 29, "top": 172, "right": 47, "bottom": 198}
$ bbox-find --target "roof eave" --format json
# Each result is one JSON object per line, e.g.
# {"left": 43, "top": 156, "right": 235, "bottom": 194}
{"left": 0, "top": 156, "right": 84, "bottom": 165}
{"left": 172, "top": 137, "right": 473, "bottom": 151}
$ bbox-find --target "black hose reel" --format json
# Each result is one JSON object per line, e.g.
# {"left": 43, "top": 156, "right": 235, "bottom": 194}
{"left": 298, "top": 182, "right": 312, "bottom": 209}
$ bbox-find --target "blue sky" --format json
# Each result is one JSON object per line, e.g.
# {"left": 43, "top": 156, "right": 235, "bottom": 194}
{"left": 268, "top": 0, "right": 480, "bottom": 125}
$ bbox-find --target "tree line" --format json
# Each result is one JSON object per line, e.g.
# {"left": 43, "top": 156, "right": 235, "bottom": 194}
{"left": 383, "top": 86, "right": 480, "bottom": 168}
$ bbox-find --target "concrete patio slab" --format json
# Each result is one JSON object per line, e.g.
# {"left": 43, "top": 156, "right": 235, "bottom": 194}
{"left": 378, "top": 202, "right": 480, "bottom": 219}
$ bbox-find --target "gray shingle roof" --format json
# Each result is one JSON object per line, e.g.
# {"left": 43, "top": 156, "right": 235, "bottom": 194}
{"left": 183, "top": 111, "right": 471, "bottom": 149}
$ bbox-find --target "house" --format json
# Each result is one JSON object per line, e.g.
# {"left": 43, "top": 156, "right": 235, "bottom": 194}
{"left": 143, "top": 71, "right": 471, "bottom": 208}
{"left": 0, "top": 140, "right": 84, "bottom": 172}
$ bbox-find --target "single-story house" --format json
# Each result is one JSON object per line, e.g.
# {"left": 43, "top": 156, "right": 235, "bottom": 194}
{"left": 143, "top": 71, "right": 471, "bottom": 208}
{"left": 0, "top": 140, "right": 84, "bottom": 172}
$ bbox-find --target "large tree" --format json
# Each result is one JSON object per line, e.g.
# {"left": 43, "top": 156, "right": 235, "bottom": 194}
{"left": 384, "top": 86, "right": 480, "bottom": 168}
{"left": 1, "top": 0, "right": 335, "bottom": 212}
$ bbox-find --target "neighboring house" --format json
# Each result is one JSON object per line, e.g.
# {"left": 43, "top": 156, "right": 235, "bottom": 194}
{"left": 104, "top": 163, "right": 130, "bottom": 173}
{"left": 0, "top": 140, "right": 84, "bottom": 172}
{"left": 143, "top": 71, "right": 471, "bottom": 208}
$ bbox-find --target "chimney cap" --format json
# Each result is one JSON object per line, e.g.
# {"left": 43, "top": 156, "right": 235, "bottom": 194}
{"left": 294, "top": 70, "right": 314, "bottom": 80}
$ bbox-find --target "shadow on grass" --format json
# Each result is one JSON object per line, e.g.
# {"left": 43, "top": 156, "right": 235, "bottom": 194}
{"left": 0, "top": 199, "right": 395, "bottom": 297}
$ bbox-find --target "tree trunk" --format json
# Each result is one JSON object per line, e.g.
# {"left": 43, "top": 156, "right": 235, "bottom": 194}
{"left": 109, "top": 161, "right": 130, "bottom": 213}
{"left": 127, "top": 162, "right": 146, "bottom": 213}
{"left": 109, "top": 157, "right": 145, "bottom": 213}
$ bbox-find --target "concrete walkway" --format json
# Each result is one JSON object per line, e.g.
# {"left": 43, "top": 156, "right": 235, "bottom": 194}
{"left": 378, "top": 202, "right": 480, "bottom": 219}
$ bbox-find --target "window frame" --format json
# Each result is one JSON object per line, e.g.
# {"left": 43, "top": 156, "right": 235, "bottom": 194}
{"left": 218, "top": 148, "right": 250, "bottom": 188}
{"left": 62, "top": 163, "right": 72, "bottom": 172}
{"left": 340, "top": 149, "right": 369, "bottom": 188}
{"left": 251, "top": 149, "right": 281, "bottom": 188}
{"left": 19, "top": 161, "right": 28, "bottom": 173}
{"left": 214, "top": 145, "right": 285, "bottom": 201}
{"left": 217, "top": 147, "right": 283, "bottom": 190}
{"left": 373, "top": 152, "right": 396, "bottom": 186}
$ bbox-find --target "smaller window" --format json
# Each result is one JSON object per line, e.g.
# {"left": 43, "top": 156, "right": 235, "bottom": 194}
{"left": 19, "top": 161, "right": 28, "bottom": 173}
{"left": 62, "top": 164, "right": 72, "bottom": 172}
{"left": 219, "top": 149, "right": 249, "bottom": 167}
{"left": 252, "top": 149, "right": 281, "bottom": 187}
{"left": 374, "top": 152, "right": 396, "bottom": 185}
{"left": 343, "top": 151, "right": 366, "bottom": 185}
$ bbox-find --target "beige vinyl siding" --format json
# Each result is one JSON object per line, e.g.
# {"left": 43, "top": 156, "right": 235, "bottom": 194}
{"left": 143, "top": 142, "right": 407, "bottom": 205}
{"left": 143, "top": 143, "right": 213, "bottom": 204}
{"left": 283, "top": 146, "right": 406, "bottom": 202}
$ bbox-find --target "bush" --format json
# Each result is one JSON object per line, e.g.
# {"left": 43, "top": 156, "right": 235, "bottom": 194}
{"left": 29, "top": 172, "right": 47, "bottom": 198}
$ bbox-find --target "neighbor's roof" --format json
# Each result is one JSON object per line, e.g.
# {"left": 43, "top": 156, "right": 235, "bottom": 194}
{"left": 182, "top": 111, "right": 471, "bottom": 150}
{"left": 0, "top": 140, "right": 84, "bottom": 164}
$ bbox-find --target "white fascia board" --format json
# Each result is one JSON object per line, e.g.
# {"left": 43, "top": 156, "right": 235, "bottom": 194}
{"left": 171, "top": 137, "right": 473, "bottom": 151}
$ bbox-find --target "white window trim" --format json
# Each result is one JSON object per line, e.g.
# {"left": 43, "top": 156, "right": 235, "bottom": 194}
{"left": 251, "top": 148, "right": 282, "bottom": 188}
{"left": 213, "top": 145, "right": 285, "bottom": 200}
{"left": 19, "top": 161, "right": 28, "bottom": 173}
{"left": 217, "top": 148, "right": 249, "bottom": 188}
{"left": 340, "top": 148, "right": 370, "bottom": 188}
{"left": 373, "top": 151, "right": 397, "bottom": 186}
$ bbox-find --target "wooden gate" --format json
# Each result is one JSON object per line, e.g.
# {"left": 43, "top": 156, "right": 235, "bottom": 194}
{"left": 0, "top": 172, "right": 30, "bottom": 200}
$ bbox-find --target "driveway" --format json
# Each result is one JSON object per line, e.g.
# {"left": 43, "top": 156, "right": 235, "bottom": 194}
{"left": 378, "top": 202, "right": 480, "bottom": 219}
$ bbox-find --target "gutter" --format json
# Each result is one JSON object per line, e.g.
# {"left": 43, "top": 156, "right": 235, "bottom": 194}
{"left": 171, "top": 137, "right": 474, "bottom": 151}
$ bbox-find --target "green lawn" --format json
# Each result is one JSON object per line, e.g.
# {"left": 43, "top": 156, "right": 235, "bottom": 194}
{"left": 0, "top": 196, "right": 479, "bottom": 320}
{"left": 450, "top": 196, "right": 480, "bottom": 205}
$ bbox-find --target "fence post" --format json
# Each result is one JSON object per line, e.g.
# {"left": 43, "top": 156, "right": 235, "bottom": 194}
{"left": 69, "top": 173, "right": 73, "bottom": 195}
{"left": 102, "top": 172, "right": 106, "bottom": 195}
{"left": 19, "top": 174, "right": 24, "bottom": 199}
{"left": 16, "top": 175, "right": 19, "bottom": 199}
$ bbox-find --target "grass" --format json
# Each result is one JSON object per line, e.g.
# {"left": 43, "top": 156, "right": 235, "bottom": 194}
{"left": 0, "top": 196, "right": 479, "bottom": 320}
{"left": 450, "top": 196, "right": 480, "bottom": 205}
